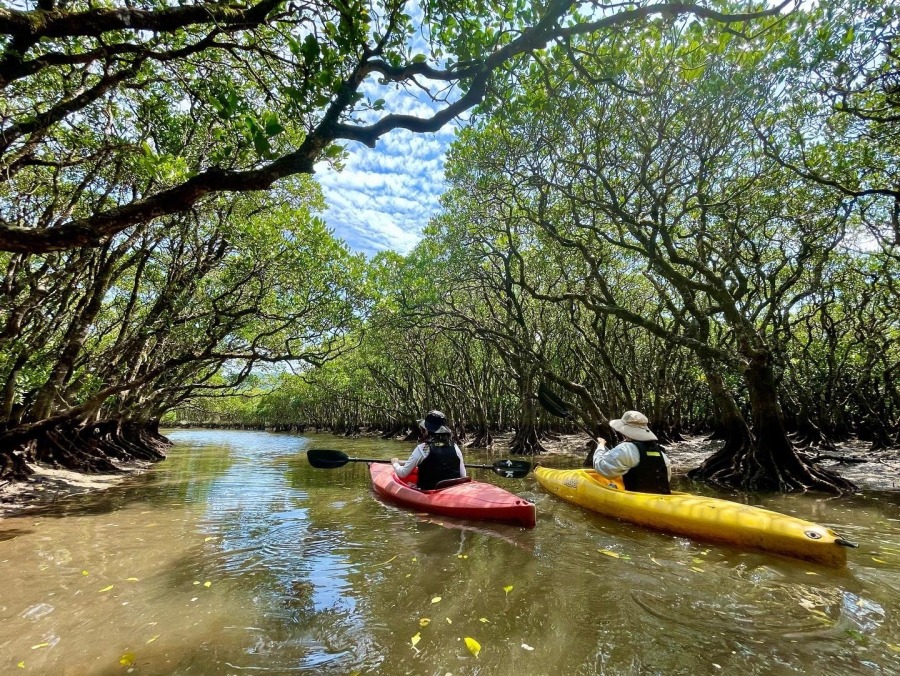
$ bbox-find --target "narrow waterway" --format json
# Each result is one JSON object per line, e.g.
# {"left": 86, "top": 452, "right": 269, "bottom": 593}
{"left": 1, "top": 430, "right": 899, "bottom": 674}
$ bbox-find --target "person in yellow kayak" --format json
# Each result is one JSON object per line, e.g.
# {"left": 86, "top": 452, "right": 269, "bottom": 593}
{"left": 390, "top": 410, "right": 467, "bottom": 490}
{"left": 592, "top": 410, "right": 671, "bottom": 494}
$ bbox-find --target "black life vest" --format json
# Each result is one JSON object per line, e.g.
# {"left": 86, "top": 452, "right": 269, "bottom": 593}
{"left": 622, "top": 441, "right": 671, "bottom": 494}
{"left": 417, "top": 442, "right": 462, "bottom": 490}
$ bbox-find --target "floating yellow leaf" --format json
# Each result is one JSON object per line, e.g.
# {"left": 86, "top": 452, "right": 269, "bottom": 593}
{"left": 17, "top": 661, "right": 25, "bottom": 668}
{"left": 204, "top": 581, "right": 212, "bottom": 588}
{"left": 479, "top": 618, "right": 490, "bottom": 623}
{"left": 419, "top": 618, "right": 430, "bottom": 627}
{"left": 503, "top": 585, "right": 513, "bottom": 595}
{"left": 457, "top": 554, "right": 468, "bottom": 559}
{"left": 464, "top": 636, "right": 481, "bottom": 657}
{"left": 99, "top": 585, "right": 113, "bottom": 592}
{"left": 690, "top": 567, "right": 704, "bottom": 573}
{"left": 805, "top": 571, "right": 819, "bottom": 575}
{"left": 193, "top": 581, "right": 200, "bottom": 585}
{"left": 446, "top": 617, "right": 452, "bottom": 624}
{"left": 431, "top": 596, "right": 442, "bottom": 604}
{"left": 599, "top": 550, "right": 620, "bottom": 558}
{"left": 405, "top": 574, "right": 412, "bottom": 578}
{"left": 127, "top": 577, "right": 139, "bottom": 582}
{"left": 521, "top": 643, "right": 534, "bottom": 651}
{"left": 30, "top": 643, "right": 49, "bottom": 650}
{"left": 81, "top": 570, "right": 89, "bottom": 576}
{"left": 872, "top": 557, "right": 887, "bottom": 564}
{"left": 119, "top": 653, "right": 135, "bottom": 666}
{"left": 412, "top": 557, "right": 417, "bottom": 562}
{"left": 411, "top": 632, "right": 421, "bottom": 647}
{"left": 146, "top": 635, "right": 159, "bottom": 644}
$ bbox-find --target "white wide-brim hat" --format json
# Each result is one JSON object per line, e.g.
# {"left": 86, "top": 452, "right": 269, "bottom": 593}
{"left": 609, "top": 411, "right": 658, "bottom": 441}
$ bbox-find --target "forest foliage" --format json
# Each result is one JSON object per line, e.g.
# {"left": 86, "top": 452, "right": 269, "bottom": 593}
{"left": 2, "top": 0, "right": 898, "bottom": 491}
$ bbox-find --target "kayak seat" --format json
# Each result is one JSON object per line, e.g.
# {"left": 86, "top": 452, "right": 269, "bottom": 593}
{"left": 433, "top": 477, "right": 473, "bottom": 490}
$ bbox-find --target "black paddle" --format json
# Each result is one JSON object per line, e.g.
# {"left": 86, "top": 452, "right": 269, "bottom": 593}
{"left": 537, "top": 382, "right": 599, "bottom": 441}
{"left": 306, "top": 448, "right": 532, "bottom": 478}
{"left": 537, "top": 382, "right": 605, "bottom": 467}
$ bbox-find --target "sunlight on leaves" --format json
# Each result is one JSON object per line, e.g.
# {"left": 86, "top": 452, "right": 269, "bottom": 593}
{"left": 464, "top": 637, "right": 481, "bottom": 657}
{"left": 204, "top": 537, "right": 215, "bottom": 542}
{"left": 419, "top": 618, "right": 430, "bottom": 627}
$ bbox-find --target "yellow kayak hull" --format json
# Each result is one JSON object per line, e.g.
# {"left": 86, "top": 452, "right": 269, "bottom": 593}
{"left": 534, "top": 467, "right": 850, "bottom": 566}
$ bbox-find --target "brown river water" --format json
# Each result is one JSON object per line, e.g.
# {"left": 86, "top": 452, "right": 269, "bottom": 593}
{"left": 1, "top": 429, "right": 899, "bottom": 675}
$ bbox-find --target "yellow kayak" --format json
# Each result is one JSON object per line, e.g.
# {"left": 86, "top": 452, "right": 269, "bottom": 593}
{"left": 534, "top": 467, "right": 855, "bottom": 566}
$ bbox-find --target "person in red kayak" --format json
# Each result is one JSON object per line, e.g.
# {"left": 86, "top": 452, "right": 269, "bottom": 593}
{"left": 390, "top": 410, "right": 466, "bottom": 490}
{"left": 592, "top": 410, "right": 671, "bottom": 494}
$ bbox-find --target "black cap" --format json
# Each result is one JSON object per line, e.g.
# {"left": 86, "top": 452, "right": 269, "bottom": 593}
{"left": 418, "top": 410, "right": 447, "bottom": 433}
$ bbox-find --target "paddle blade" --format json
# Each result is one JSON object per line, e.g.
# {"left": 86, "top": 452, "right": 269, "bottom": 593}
{"left": 491, "top": 459, "right": 532, "bottom": 478}
{"left": 306, "top": 448, "right": 351, "bottom": 469}
{"left": 537, "top": 382, "right": 572, "bottom": 419}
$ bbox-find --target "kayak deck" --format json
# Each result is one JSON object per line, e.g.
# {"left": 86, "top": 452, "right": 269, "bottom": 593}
{"left": 369, "top": 463, "right": 536, "bottom": 528}
{"left": 534, "top": 467, "right": 852, "bottom": 566}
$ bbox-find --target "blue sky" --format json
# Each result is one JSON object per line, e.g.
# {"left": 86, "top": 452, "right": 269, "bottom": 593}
{"left": 315, "top": 124, "right": 456, "bottom": 256}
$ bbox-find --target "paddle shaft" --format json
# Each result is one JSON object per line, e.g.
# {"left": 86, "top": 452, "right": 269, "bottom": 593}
{"left": 305, "top": 448, "right": 532, "bottom": 478}
{"left": 328, "top": 456, "right": 519, "bottom": 471}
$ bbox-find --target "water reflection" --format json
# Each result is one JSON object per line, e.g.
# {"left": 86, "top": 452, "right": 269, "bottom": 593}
{"left": 0, "top": 429, "right": 898, "bottom": 674}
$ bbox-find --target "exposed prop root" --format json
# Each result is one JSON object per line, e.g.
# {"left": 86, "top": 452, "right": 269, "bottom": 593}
{"left": 465, "top": 429, "right": 494, "bottom": 449}
{"left": 0, "top": 419, "right": 169, "bottom": 483}
{"left": 509, "top": 424, "right": 546, "bottom": 456}
{"left": 689, "top": 433, "right": 856, "bottom": 493}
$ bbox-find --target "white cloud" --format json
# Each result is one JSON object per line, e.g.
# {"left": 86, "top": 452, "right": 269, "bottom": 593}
{"left": 316, "top": 125, "right": 456, "bottom": 256}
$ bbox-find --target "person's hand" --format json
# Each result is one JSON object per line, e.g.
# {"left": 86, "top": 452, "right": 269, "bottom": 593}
{"left": 390, "top": 457, "right": 399, "bottom": 464}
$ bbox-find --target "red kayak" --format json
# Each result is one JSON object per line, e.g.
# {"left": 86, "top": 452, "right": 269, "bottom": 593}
{"left": 369, "top": 463, "right": 536, "bottom": 528}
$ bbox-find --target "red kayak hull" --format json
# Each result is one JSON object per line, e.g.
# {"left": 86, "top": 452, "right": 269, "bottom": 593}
{"left": 369, "top": 463, "right": 536, "bottom": 528}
